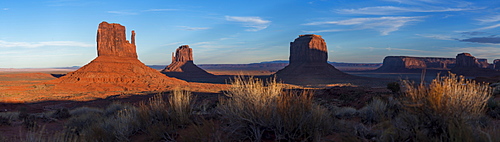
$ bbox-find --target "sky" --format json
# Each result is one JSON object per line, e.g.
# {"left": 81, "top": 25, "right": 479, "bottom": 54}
{"left": 1, "top": 0, "right": 500, "bottom": 68}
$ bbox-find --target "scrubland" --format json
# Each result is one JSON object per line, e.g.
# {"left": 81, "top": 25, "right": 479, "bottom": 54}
{"left": 0, "top": 73, "right": 499, "bottom": 141}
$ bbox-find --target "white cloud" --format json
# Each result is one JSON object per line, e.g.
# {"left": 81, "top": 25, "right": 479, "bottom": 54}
{"left": 0, "top": 40, "right": 94, "bottom": 48}
{"left": 304, "top": 16, "right": 424, "bottom": 35}
{"left": 144, "top": 9, "right": 178, "bottom": 12}
{"left": 336, "top": 6, "right": 478, "bottom": 15}
{"left": 107, "top": 11, "right": 138, "bottom": 15}
{"left": 225, "top": 16, "right": 271, "bottom": 31}
{"left": 476, "top": 15, "right": 500, "bottom": 23}
{"left": 474, "top": 23, "right": 500, "bottom": 31}
{"left": 2, "top": 8, "right": 8, "bottom": 10}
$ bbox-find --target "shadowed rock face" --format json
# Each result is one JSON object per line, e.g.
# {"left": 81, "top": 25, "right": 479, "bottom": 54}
{"left": 275, "top": 34, "right": 356, "bottom": 85}
{"left": 455, "top": 53, "right": 481, "bottom": 68}
{"left": 289, "top": 34, "right": 327, "bottom": 64}
{"left": 495, "top": 59, "right": 500, "bottom": 70}
{"left": 451, "top": 53, "right": 500, "bottom": 76}
{"left": 47, "top": 21, "right": 186, "bottom": 92}
{"left": 162, "top": 45, "right": 215, "bottom": 78}
{"left": 376, "top": 56, "right": 456, "bottom": 72}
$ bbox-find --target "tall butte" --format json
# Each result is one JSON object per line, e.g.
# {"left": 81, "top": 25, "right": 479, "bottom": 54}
{"left": 274, "top": 34, "right": 354, "bottom": 84}
{"left": 161, "top": 45, "right": 215, "bottom": 79}
{"left": 47, "top": 22, "right": 186, "bottom": 92}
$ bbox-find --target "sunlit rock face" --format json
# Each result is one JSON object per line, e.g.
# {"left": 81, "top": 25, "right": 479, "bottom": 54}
{"left": 47, "top": 21, "right": 186, "bottom": 92}
{"left": 275, "top": 34, "right": 354, "bottom": 85}
{"left": 161, "top": 45, "right": 215, "bottom": 78}
{"left": 376, "top": 56, "right": 456, "bottom": 72}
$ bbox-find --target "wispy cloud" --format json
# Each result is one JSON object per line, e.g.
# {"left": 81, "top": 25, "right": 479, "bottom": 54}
{"left": 143, "top": 9, "right": 178, "bottom": 12}
{"left": 361, "top": 46, "right": 432, "bottom": 53}
{"left": 476, "top": 15, "right": 500, "bottom": 23}
{"left": 302, "top": 29, "right": 350, "bottom": 33}
{"left": 225, "top": 16, "right": 271, "bottom": 31}
{"left": 107, "top": 11, "right": 138, "bottom": 15}
{"left": 2, "top": 8, "right": 8, "bottom": 10}
{"left": 0, "top": 40, "right": 94, "bottom": 48}
{"left": 416, "top": 34, "right": 455, "bottom": 40}
{"left": 178, "top": 26, "right": 211, "bottom": 31}
{"left": 474, "top": 23, "right": 500, "bottom": 31}
{"left": 304, "top": 16, "right": 424, "bottom": 35}
{"left": 336, "top": 6, "right": 478, "bottom": 15}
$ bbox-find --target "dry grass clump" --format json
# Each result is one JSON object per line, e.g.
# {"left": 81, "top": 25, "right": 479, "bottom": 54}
{"left": 384, "top": 73, "right": 492, "bottom": 141}
{"left": 137, "top": 90, "right": 196, "bottom": 141}
{"left": 218, "top": 76, "right": 332, "bottom": 141}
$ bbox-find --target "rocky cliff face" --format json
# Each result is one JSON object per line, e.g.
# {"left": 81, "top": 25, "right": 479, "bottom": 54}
{"left": 162, "top": 45, "right": 215, "bottom": 79}
{"left": 289, "top": 34, "right": 327, "bottom": 64}
{"left": 495, "top": 59, "right": 500, "bottom": 70}
{"left": 47, "top": 21, "right": 186, "bottom": 92}
{"left": 455, "top": 53, "right": 481, "bottom": 68}
{"left": 451, "top": 53, "right": 500, "bottom": 76}
{"left": 275, "top": 34, "right": 356, "bottom": 85}
{"left": 96, "top": 22, "right": 137, "bottom": 58}
{"left": 376, "top": 56, "right": 455, "bottom": 72}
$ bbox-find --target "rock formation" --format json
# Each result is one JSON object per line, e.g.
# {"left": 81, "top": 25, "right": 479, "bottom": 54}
{"left": 376, "top": 56, "right": 455, "bottom": 72}
{"left": 451, "top": 53, "right": 500, "bottom": 76}
{"left": 274, "top": 34, "right": 355, "bottom": 84}
{"left": 495, "top": 59, "right": 500, "bottom": 70}
{"left": 161, "top": 45, "right": 215, "bottom": 79}
{"left": 47, "top": 21, "right": 186, "bottom": 92}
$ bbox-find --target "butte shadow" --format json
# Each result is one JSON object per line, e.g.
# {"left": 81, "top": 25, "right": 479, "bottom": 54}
{"left": 274, "top": 34, "right": 390, "bottom": 86}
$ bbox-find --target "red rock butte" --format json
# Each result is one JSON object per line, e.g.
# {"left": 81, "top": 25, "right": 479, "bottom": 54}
{"left": 274, "top": 34, "right": 355, "bottom": 84}
{"left": 46, "top": 21, "right": 186, "bottom": 92}
{"left": 161, "top": 45, "right": 215, "bottom": 79}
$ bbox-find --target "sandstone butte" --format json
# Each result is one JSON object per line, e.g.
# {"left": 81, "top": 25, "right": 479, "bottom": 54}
{"left": 274, "top": 34, "right": 356, "bottom": 85}
{"left": 45, "top": 21, "right": 188, "bottom": 93}
{"left": 450, "top": 53, "right": 500, "bottom": 76}
{"left": 375, "top": 56, "right": 456, "bottom": 72}
{"left": 161, "top": 45, "right": 216, "bottom": 79}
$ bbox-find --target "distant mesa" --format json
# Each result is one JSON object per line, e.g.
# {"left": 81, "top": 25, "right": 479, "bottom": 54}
{"left": 375, "top": 56, "right": 456, "bottom": 72}
{"left": 450, "top": 53, "right": 500, "bottom": 76}
{"left": 274, "top": 34, "right": 356, "bottom": 84}
{"left": 46, "top": 21, "right": 186, "bottom": 92}
{"left": 494, "top": 59, "right": 500, "bottom": 70}
{"left": 161, "top": 45, "right": 216, "bottom": 79}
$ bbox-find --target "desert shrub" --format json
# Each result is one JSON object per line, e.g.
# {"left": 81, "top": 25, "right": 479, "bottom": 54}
{"left": 105, "top": 102, "right": 134, "bottom": 116}
{"left": 65, "top": 111, "right": 104, "bottom": 136}
{"left": 82, "top": 106, "right": 140, "bottom": 141}
{"left": 0, "top": 111, "right": 19, "bottom": 126}
{"left": 69, "top": 107, "right": 103, "bottom": 116}
{"left": 385, "top": 73, "right": 492, "bottom": 141}
{"left": 333, "top": 106, "right": 358, "bottom": 119}
{"left": 168, "top": 89, "right": 195, "bottom": 125}
{"left": 387, "top": 82, "right": 400, "bottom": 93}
{"left": 359, "top": 98, "right": 388, "bottom": 124}
{"left": 51, "top": 108, "right": 70, "bottom": 119}
{"left": 137, "top": 90, "right": 196, "bottom": 141}
{"left": 486, "top": 97, "right": 500, "bottom": 119}
{"left": 218, "top": 76, "right": 332, "bottom": 141}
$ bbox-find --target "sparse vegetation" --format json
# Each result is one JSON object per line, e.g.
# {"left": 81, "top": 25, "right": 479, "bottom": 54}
{"left": 218, "top": 76, "right": 332, "bottom": 141}
{"left": 1, "top": 74, "right": 498, "bottom": 141}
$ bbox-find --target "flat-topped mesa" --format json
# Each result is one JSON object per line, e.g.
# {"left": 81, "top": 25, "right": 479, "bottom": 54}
{"left": 97, "top": 21, "right": 137, "bottom": 58}
{"left": 376, "top": 56, "right": 456, "bottom": 72}
{"left": 289, "top": 34, "right": 327, "bottom": 64}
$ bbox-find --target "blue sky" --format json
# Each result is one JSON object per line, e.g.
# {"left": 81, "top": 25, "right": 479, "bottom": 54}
{"left": 1, "top": 0, "right": 500, "bottom": 68}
